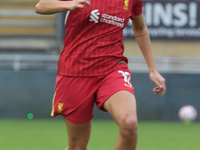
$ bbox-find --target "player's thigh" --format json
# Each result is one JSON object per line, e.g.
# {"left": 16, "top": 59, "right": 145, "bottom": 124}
{"left": 52, "top": 75, "right": 99, "bottom": 124}
{"left": 103, "top": 90, "right": 137, "bottom": 126}
{"left": 96, "top": 69, "right": 137, "bottom": 126}
{"left": 64, "top": 118, "right": 91, "bottom": 144}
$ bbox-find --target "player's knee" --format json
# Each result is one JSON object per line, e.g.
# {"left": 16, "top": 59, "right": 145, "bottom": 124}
{"left": 119, "top": 116, "right": 138, "bottom": 138}
{"left": 69, "top": 137, "right": 88, "bottom": 150}
{"left": 69, "top": 145, "right": 87, "bottom": 150}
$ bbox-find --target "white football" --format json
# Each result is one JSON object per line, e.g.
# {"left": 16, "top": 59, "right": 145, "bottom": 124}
{"left": 178, "top": 105, "right": 197, "bottom": 121}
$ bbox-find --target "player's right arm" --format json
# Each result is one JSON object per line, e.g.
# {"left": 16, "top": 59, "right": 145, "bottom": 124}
{"left": 35, "top": 0, "right": 90, "bottom": 15}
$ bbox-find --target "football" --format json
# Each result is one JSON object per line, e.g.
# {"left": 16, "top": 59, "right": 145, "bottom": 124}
{"left": 178, "top": 105, "right": 197, "bottom": 122}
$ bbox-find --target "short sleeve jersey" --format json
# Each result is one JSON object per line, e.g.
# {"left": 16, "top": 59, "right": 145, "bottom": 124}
{"left": 58, "top": 0, "right": 143, "bottom": 76}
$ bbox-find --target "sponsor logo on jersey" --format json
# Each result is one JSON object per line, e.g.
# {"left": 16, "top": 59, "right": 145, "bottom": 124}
{"left": 123, "top": 0, "right": 129, "bottom": 10}
{"left": 89, "top": 9, "right": 125, "bottom": 28}
{"left": 89, "top": 9, "right": 100, "bottom": 23}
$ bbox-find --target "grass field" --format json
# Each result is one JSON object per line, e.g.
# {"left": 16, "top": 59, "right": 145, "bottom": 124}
{"left": 0, "top": 120, "right": 200, "bottom": 150}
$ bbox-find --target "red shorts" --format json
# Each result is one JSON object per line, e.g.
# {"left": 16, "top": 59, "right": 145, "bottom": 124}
{"left": 51, "top": 69, "right": 134, "bottom": 124}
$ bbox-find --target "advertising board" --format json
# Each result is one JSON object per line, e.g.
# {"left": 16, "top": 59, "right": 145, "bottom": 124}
{"left": 124, "top": 0, "right": 200, "bottom": 40}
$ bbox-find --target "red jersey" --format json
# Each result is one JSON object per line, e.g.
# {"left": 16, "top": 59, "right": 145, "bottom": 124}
{"left": 58, "top": 0, "right": 143, "bottom": 76}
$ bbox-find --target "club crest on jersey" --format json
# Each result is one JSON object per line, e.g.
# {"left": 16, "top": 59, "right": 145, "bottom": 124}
{"left": 123, "top": 0, "right": 129, "bottom": 10}
{"left": 89, "top": 9, "right": 125, "bottom": 28}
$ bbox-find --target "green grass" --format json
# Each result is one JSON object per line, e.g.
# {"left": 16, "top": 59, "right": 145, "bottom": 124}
{"left": 0, "top": 120, "right": 200, "bottom": 150}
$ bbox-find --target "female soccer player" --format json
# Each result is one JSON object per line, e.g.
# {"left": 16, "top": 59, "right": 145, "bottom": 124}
{"left": 35, "top": 0, "right": 166, "bottom": 150}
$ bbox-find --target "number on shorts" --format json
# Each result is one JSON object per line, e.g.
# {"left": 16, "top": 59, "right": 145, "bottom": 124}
{"left": 118, "top": 70, "right": 132, "bottom": 88}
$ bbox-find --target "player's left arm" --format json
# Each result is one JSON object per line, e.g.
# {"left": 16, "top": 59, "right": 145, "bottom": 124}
{"left": 132, "top": 13, "right": 166, "bottom": 97}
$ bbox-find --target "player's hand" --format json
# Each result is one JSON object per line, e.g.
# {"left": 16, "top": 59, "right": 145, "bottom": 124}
{"left": 69, "top": 0, "right": 90, "bottom": 11}
{"left": 149, "top": 70, "right": 166, "bottom": 97}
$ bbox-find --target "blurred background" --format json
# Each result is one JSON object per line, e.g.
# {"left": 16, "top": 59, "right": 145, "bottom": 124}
{"left": 0, "top": 0, "right": 200, "bottom": 122}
